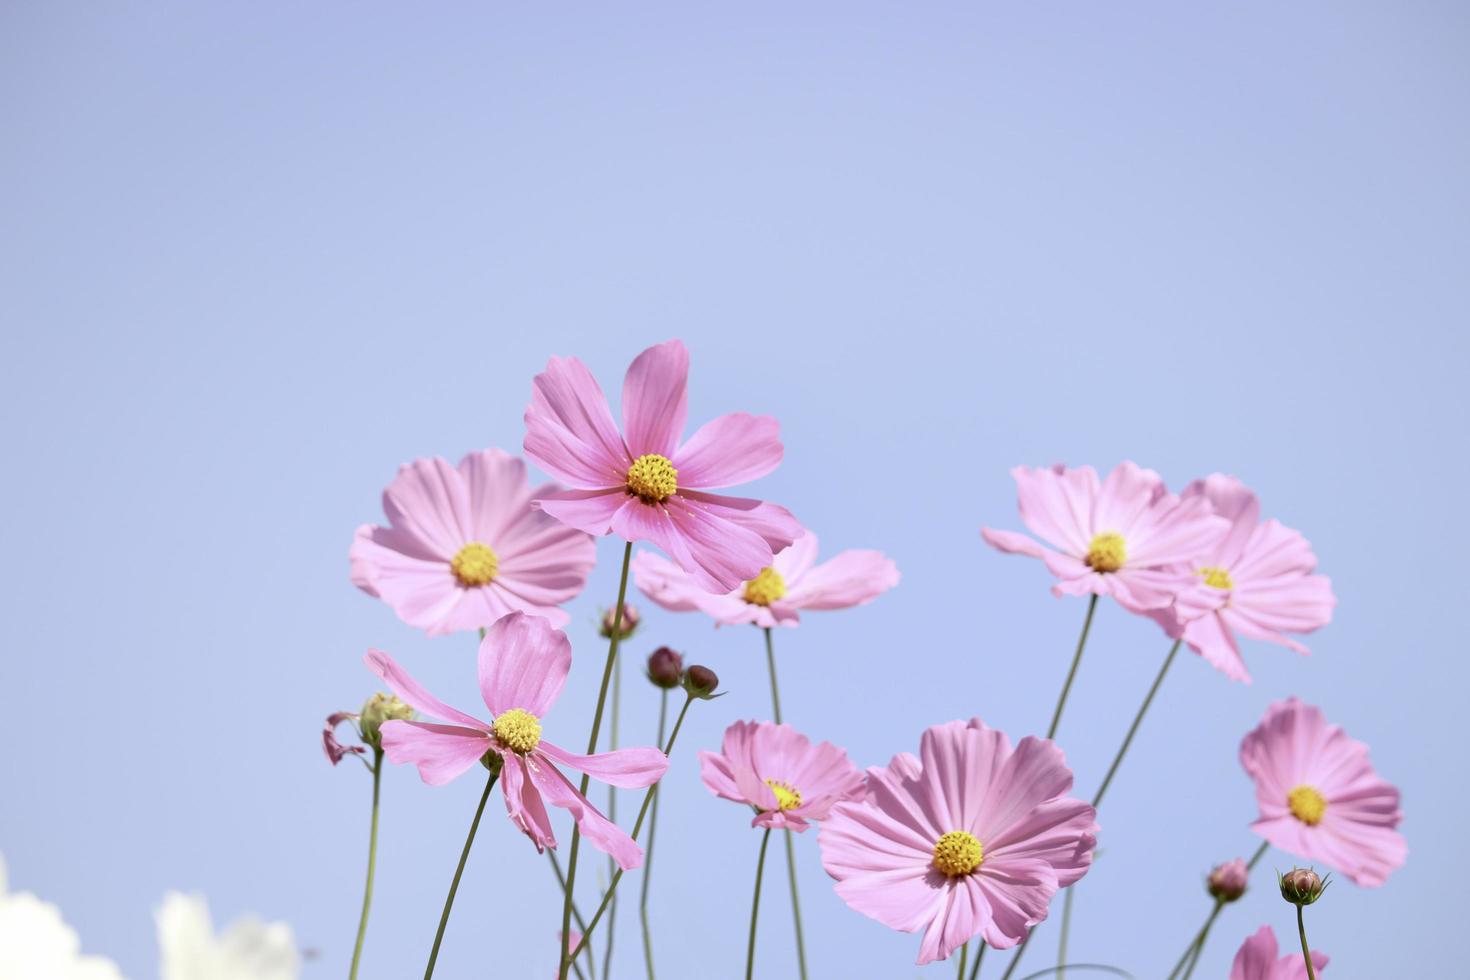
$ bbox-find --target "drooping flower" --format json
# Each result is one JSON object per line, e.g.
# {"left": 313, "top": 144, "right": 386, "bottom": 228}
{"left": 350, "top": 448, "right": 595, "bottom": 635}
{"left": 818, "top": 719, "right": 1097, "bottom": 963}
{"left": 981, "top": 462, "right": 1228, "bottom": 613}
{"left": 368, "top": 612, "right": 668, "bottom": 869}
{"left": 322, "top": 711, "right": 366, "bottom": 766}
{"left": 523, "top": 339, "right": 802, "bottom": 592}
{"left": 1147, "top": 474, "right": 1336, "bottom": 682}
{"left": 699, "top": 721, "right": 864, "bottom": 831}
{"left": 157, "top": 892, "right": 299, "bottom": 980}
{"left": 633, "top": 530, "right": 899, "bottom": 628}
{"left": 0, "top": 852, "right": 122, "bottom": 980}
{"left": 1239, "top": 698, "right": 1406, "bottom": 887}
{"left": 1229, "top": 925, "right": 1328, "bottom": 980}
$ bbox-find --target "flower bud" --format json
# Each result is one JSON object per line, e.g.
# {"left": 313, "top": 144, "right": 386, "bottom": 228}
{"left": 1206, "top": 858, "right": 1249, "bottom": 902}
{"left": 683, "top": 664, "right": 720, "bottom": 699}
{"left": 359, "top": 692, "right": 413, "bottom": 748}
{"left": 646, "top": 646, "right": 684, "bottom": 689}
{"left": 1279, "top": 867, "right": 1327, "bottom": 906}
{"left": 599, "top": 603, "right": 640, "bottom": 640}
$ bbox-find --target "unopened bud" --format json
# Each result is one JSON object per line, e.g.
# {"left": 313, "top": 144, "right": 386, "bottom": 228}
{"left": 683, "top": 664, "right": 720, "bottom": 699}
{"left": 599, "top": 603, "right": 640, "bottom": 640}
{"left": 359, "top": 692, "right": 413, "bottom": 747}
{"left": 1207, "top": 859, "right": 1249, "bottom": 902}
{"left": 1279, "top": 867, "right": 1327, "bottom": 906}
{"left": 646, "top": 647, "right": 684, "bottom": 688}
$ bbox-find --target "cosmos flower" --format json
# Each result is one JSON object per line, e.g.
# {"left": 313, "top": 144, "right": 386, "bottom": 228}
{"left": 699, "top": 721, "right": 865, "bottom": 831}
{"left": 368, "top": 612, "right": 668, "bottom": 869}
{"left": 1148, "top": 474, "right": 1336, "bottom": 683}
{"left": 523, "top": 339, "right": 802, "bottom": 592}
{"left": 0, "top": 852, "right": 122, "bottom": 980}
{"left": 350, "top": 448, "right": 595, "bottom": 635}
{"left": 982, "top": 462, "right": 1228, "bottom": 613}
{"left": 1229, "top": 925, "right": 1328, "bottom": 980}
{"left": 633, "top": 530, "right": 899, "bottom": 628}
{"left": 818, "top": 719, "right": 1097, "bottom": 963}
{"left": 157, "top": 892, "right": 299, "bottom": 980}
{"left": 1239, "top": 698, "right": 1406, "bottom": 886}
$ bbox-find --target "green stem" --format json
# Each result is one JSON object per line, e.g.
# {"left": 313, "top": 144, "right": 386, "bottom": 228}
{"left": 547, "top": 851, "right": 594, "bottom": 980}
{"left": 761, "top": 628, "right": 809, "bottom": 980}
{"left": 559, "top": 542, "right": 634, "bottom": 980}
{"left": 967, "top": 941, "right": 988, "bottom": 980}
{"left": 348, "top": 749, "right": 383, "bottom": 980}
{"left": 639, "top": 690, "right": 669, "bottom": 980}
{"left": 1048, "top": 595, "right": 1098, "bottom": 739}
{"left": 999, "top": 933, "right": 1032, "bottom": 980}
{"left": 1056, "top": 884, "right": 1075, "bottom": 980}
{"left": 603, "top": 647, "right": 623, "bottom": 980}
{"left": 1166, "top": 841, "right": 1271, "bottom": 980}
{"left": 746, "top": 829, "right": 774, "bottom": 980}
{"left": 567, "top": 695, "right": 696, "bottom": 965}
{"left": 956, "top": 941, "right": 968, "bottom": 979}
{"left": 1296, "top": 905, "right": 1318, "bottom": 980}
{"left": 424, "top": 767, "right": 498, "bottom": 980}
{"left": 1091, "top": 639, "right": 1181, "bottom": 809}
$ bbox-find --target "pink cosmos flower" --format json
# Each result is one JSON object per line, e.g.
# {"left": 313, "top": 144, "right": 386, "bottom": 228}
{"left": 350, "top": 448, "right": 595, "bottom": 635}
{"left": 523, "top": 339, "right": 802, "bottom": 592}
{"left": 1230, "top": 925, "right": 1328, "bottom": 979}
{"left": 818, "top": 719, "right": 1097, "bottom": 964}
{"left": 322, "top": 711, "right": 365, "bottom": 766}
{"left": 632, "top": 530, "right": 899, "bottom": 628}
{"left": 981, "top": 462, "right": 1229, "bottom": 613}
{"left": 698, "top": 721, "right": 865, "bottom": 831}
{"left": 367, "top": 613, "right": 668, "bottom": 869}
{"left": 1239, "top": 698, "right": 1406, "bottom": 887}
{"left": 1147, "top": 474, "right": 1336, "bottom": 683}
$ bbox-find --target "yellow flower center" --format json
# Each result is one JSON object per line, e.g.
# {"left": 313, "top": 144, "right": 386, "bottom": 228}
{"left": 764, "top": 778, "right": 802, "bottom": 811}
{"left": 626, "top": 453, "right": 678, "bottom": 503}
{"left": 1287, "top": 785, "right": 1327, "bottom": 826}
{"left": 1198, "top": 565, "right": 1234, "bottom": 590}
{"left": 450, "top": 542, "right": 499, "bottom": 586}
{"left": 932, "top": 830, "right": 984, "bottom": 877}
{"left": 1085, "top": 532, "right": 1127, "bottom": 573}
{"left": 492, "top": 708, "right": 542, "bottom": 754}
{"left": 743, "top": 567, "right": 787, "bottom": 606}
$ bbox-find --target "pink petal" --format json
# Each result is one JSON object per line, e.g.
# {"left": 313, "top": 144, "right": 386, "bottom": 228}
{"left": 478, "top": 612, "right": 571, "bottom": 718}
{"left": 535, "top": 488, "right": 627, "bottom": 536}
{"left": 770, "top": 530, "right": 820, "bottom": 581}
{"left": 524, "top": 354, "right": 630, "bottom": 489}
{"left": 783, "top": 548, "right": 899, "bottom": 611}
{"left": 539, "top": 743, "right": 668, "bottom": 790}
{"left": 1229, "top": 925, "right": 1278, "bottom": 980}
{"left": 364, "top": 649, "right": 488, "bottom": 730}
{"left": 621, "top": 339, "right": 689, "bottom": 459}
{"left": 380, "top": 456, "right": 474, "bottom": 559}
{"left": 1012, "top": 464, "right": 1097, "bottom": 556}
{"left": 671, "top": 413, "right": 783, "bottom": 489}
{"left": 1181, "top": 474, "right": 1260, "bottom": 567}
{"left": 972, "top": 856, "right": 1059, "bottom": 948}
{"left": 529, "top": 758, "right": 645, "bottom": 870}
{"left": 349, "top": 528, "right": 462, "bottom": 631}
{"left": 1091, "top": 461, "right": 1167, "bottom": 539}
{"left": 972, "top": 733, "right": 1075, "bottom": 843}
{"left": 500, "top": 752, "right": 557, "bottom": 851}
{"left": 1181, "top": 611, "right": 1252, "bottom": 683}
{"left": 919, "top": 720, "right": 1009, "bottom": 832}
{"left": 981, "top": 797, "right": 1096, "bottom": 889}
{"left": 916, "top": 876, "right": 977, "bottom": 965}
{"left": 980, "top": 527, "right": 1051, "bottom": 559}
{"left": 631, "top": 550, "right": 755, "bottom": 624}
{"left": 612, "top": 494, "right": 774, "bottom": 593}
{"left": 378, "top": 720, "right": 492, "bottom": 786}
{"left": 698, "top": 750, "right": 746, "bottom": 804}
{"left": 456, "top": 448, "right": 536, "bottom": 544}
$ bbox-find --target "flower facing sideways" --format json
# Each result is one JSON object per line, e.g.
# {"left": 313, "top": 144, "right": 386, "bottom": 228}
{"left": 699, "top": 721, "right": 865, "bottom": 831}
{"left": 1147, "top": 474, "right": 1336, "bottom": 683}
{"left": 157, "top": 892, "right": 299, "bottom": 980}
{"left": 818, "top": 719, "right": 1097, "bottom": 964}
{"left": 523, "top": 339, "right": 803, "bottom": 592}
{"left": 982, "top": 462, "right": 1228, "bottom": 613}
{"left": 633, "top": 530, "right": 899, "bottom": 628}
{"left": 1230, "top": 925, "right": 1328, "bottom": 980}
{"left": 1239, "top": 698, "right": 1405, "bottom": 887}
{"left": 367, "top": 612, "right": 669, "bottom": 869}
{"left": 350, "top": 448, "right": 595, "bottom": 635}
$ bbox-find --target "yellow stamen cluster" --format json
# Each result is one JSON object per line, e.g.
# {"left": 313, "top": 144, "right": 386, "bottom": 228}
{"left": 1288, "top": 785, "right": 1327, "bottom": 826}
{"left": 492, "top": 708, "right": 542, "bottom": 755}
{"left": 626, "top": 453, "right": 678, "bottom": 503}
{"left": 764, "top": 778, "right": 802, "bottom": 811}
{"left": 1085, "top": 532, "right": 1127, "bottom": 573}
{"left": 450, "top": 542, "right": 499, "bottom": 587}
{"left": 1198, "top": 565, "right": 1234, "bottom": 590}
{"left": 932, "top": 830, "right": 984, "bottom": 877}
{"left": 743, "top": 567, "right": 787, "bottom": 606}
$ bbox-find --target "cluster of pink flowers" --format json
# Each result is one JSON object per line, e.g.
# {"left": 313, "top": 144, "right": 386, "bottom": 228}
{"left": 322, "top": 339, "right": 1404, "bottom": 977}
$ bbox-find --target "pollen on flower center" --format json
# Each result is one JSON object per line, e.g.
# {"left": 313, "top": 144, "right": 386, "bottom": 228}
{"left": 764, "top": 778, "right": 802, "bottom": 811}
{"left": 932, "top": 830, "right": 984, "bottom": 876}
{"left": 450, "top": 542, "right": 499, "bottom": 587}
{"left": 1198, "top": 565, "right": 1234, "bottom": 590}
{"left": 1085, "top": 532, "right": 1127, "bottom": 573}
{"left": 1287, "top": 785, "right": 1327, "bottom": 826}
{"left": 743, "top": 567, "right": 786, "bottom": 606}
{"left": 492, "top": 708, "right": 542, "bottom": 754}
{"left": 626, "top": 453, "right": 678, "bottom": 503}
